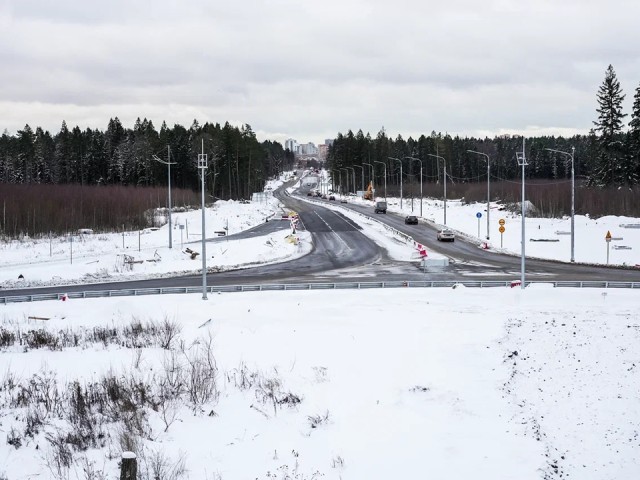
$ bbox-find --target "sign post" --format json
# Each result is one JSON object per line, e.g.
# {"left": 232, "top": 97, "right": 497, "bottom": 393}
{"left": 606, "top": 230, "right": 612, "bottom": 264}
{"left": 499, "top": 219, "right": 506, "bottom": 248}
{"left": 476, "top": 212, "right": 482, "bottom": 238}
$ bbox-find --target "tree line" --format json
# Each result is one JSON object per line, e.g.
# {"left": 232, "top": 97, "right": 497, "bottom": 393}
{"left": 0, "top": 119, "right": 295, "bottom": 200}
{"left": 326, "top": 65, "right": 640, "bottom": 190}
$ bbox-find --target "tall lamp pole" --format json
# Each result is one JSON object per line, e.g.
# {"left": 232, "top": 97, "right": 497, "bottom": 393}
{"left": 353, "top": 165, "right": 364, "bottom": 194}
{"left": 467, "top": 150, "right": 491, "bottom": 240}
{"left": 427, "top": 154, "right": 447, "bottom": 225}
{"left": 363, "top": 162, "right": 374, "bottom": 197}
{"left": 152, "top": 146, "right": 177, "bottom": 248}
{"left": 405, "top": 156, "right": 423, "bottom": 217}
{"left": 346, "top": 167, "right": 356, "bottom": 194}
{"left": 374, "top": 160, "right": 387, "bottom": 202}
{"left": 197, "top": 140, "right": 208, "bottom": 300}
{"left": 516, "top": 138, "right": 528, "bottom": 289}
{"left": 388, "top": 157, "right": 403, "bottom": 210}
{"left": 546, "top": 147, "right": 575, "bottom": 262}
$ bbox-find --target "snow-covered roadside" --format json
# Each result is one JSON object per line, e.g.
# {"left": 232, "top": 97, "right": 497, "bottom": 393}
{"left": 341, "top": 193, "right": 640, "bottom": 267}
{"left": 0, "top": 177, "right": 312, "bottom": 289}
{"left": 1, "top": 287, "right": 638, "bottom": 479}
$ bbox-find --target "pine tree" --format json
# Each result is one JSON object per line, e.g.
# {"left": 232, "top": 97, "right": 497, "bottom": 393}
{"left": 629, "top": 82, "right": 640, "bottom": 183}
{"left": 589, "top": 65, "right": 629, "bottom": 186}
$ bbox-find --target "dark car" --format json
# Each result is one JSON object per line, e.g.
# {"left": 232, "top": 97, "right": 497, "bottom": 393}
{"left": 329, "top": 195, "right": 336, "bottom": 201}
{"left": 405, "top": 215, "right": 418, "bottom": 225}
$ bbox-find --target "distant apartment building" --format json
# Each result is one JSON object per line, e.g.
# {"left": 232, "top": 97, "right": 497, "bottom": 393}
{"left": 285, "top": 138, "right": 299, "bottom": 153}
{"left": 318, "top": 144, "right": 328, "bottom": 160}
{"left": 285, "top": 138, "right": 319, "bottom": 156}
{"left": 299, "top": 142, "right": 318, "bottom": 155}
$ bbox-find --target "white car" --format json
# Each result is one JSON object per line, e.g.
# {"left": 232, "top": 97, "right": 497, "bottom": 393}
{"left": 437, "top": 229, "right": 455, "bottom": 242}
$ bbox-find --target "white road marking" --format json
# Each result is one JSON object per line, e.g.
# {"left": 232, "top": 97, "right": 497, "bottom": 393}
{"left": 313, "top": 211, "right": 351, "bottom": 251}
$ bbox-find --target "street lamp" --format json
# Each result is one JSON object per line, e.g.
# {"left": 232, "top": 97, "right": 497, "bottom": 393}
{"left": 340, "top": 167, "right": 348, "bottom": 197}
{"left": 516, "top": 138, "right": 528, "bottom": 290}
{"left": 388, "top": 157, "right": 403, "bottom": 210}
{"left": 405, "top": 156, "right": 423, "bottom": 217}
{"left": 353, "top": 165, "right": 364, "bottom": 194}
{"left": 467, "top": 150, "right": 491, "bottom": 240}
{"left": 427, "top": 154, "right": 447, "bottom": 225}
{"left": 362, "top": 162, "right": 375, "bottom": 195}
{"left": 197, "top": 139, "right": 208, "bottom": 300}
{"left": 152, "top": 146, "right": 177, "bottom": 248}
{"left": 374, "top": 160, "right": 387, "bottom": 202}
{"left": 546, "top": 147, "right": 575, "bottom": 262}
{"left": 347, "top": 167, "right": 356, "bottom": 193}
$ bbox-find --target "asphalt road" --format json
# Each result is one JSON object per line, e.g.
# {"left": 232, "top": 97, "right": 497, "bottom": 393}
{"left": 309, "top": 192, "right": 640, "bottom": 282}
{"left": 1, "top": 180, "right": 639, "bottom": 298}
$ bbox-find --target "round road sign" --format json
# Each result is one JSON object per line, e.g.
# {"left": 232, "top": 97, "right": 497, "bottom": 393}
{"left": 476, "top": 212, "right": 482, "bottom": 218}
{"left": 498, "top": 218, "right": 506, "bottom": 226}
{"left": 499, "top": 226, "right": 505, "bottom": 233}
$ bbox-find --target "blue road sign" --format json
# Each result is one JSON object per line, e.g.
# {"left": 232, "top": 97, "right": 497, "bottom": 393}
{"left": 476, "top": 212, "right": 482, "bottom": 218}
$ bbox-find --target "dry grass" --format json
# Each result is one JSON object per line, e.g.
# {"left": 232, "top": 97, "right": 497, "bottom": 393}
{"left": 396, "top": 179, "right": 640, "bottom": 218}
{"left": 0, "top": 184, "right": 199, "bottom": 238}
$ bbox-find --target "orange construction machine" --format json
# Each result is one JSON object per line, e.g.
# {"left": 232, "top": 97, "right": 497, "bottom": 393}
{"left": 364, "top": 181, "right": 374, "bottom": 200}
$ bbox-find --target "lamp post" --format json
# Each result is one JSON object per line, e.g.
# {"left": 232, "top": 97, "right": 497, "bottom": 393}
{"left": 152, "top": 146, "right": 177, "bottom": 248}
{"left": 427, "top": 154, "right": 447, "bottom": 225}
{"left": 197, "top": 139, "right": 208, "bottom": 300}
{"left": 346, "top": 167, "right": 356, "bottom": 194}
{"left": 353, "top": 165, "right": 364, "bottom": 194}
{"left": 467, "top": 150, "right": 491, "bottom": 240}
{"left": 516, "top": 138, "right": 528, "bottom": 290}
{"left": 546, "top": 147, "right": 575, "bottom": 262}
{"left": 340, "top": 168, "right": 348, "bottom": 197}
{"left": 405, "top": 156, "right": 423, "bottom": 217}
{"left": 374, "top": 160, "right": 387, "bottom": 202}
{"left": 363, "top": 162, "right": 374, "bottom": 193}
{"left": 388, "top": 157, "right": 403, "bottom": 210}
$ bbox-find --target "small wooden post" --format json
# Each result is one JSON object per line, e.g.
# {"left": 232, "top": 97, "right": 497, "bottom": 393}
{"left": 120, "top": 451, "right": 137, "bottom": 480}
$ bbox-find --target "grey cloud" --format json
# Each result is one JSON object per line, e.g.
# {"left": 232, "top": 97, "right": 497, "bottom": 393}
{"left": 1, "top": 0, "right": 639, "bottom": 143}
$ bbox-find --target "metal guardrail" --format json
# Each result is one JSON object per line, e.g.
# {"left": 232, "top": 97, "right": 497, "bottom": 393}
{"left": 1, "top": 280, "right": 639, "bottom": 304}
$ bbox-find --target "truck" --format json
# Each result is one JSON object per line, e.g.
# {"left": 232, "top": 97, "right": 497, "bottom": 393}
{"left": 374, "top": 201, "right": 387, "bottom": 214}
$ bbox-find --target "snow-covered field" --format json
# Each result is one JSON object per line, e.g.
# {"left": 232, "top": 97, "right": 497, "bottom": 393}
{"left": 0, "top": 287, "right": 638, "bottom": 479}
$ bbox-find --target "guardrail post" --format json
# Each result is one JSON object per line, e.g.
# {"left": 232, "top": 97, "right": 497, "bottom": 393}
{"left": 120, "top": 452, "right": 137, "bottom": 479}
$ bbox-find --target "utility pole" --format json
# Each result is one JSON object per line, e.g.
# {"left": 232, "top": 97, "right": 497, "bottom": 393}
{"left": 467, "top": 150, "right": 491, "bottom": 240}
{"left": 152, "top": 146, "right": 176, "bottom": 248}
{"left": 198, "top": 140, "right": 208, "bottom": 300}
{"left": 516, "top": 138, "right": 528, "bottom": 289}
{"left": 388, "top": 157, "right": 403, "bottom": 210}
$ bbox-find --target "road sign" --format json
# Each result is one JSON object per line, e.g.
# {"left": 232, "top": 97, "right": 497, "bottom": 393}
{"left": 499, "top": 218, "right": 505, "bottom": 226}
{"left": 476, "top": 212, "right": 482, "bottom": 218}
{"left": 499, "top": 225, "right": 505, "bottom": 233}
{"left": 605, "top": 230, "right": 612, "bottom": 242}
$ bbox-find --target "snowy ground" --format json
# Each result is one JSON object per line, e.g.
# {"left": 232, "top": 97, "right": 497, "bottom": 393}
{"left": 0, "top": 287, "right": 638, "bottom": 479}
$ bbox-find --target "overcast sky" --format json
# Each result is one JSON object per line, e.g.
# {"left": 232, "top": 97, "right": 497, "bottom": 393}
{"left": 1, "top": 0, "right": 639, "bottom": 146}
